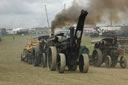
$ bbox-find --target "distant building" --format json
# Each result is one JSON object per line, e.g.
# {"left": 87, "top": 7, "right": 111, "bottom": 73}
{"left": 121, "top": 26, "right": 128, "bottom": 31}
{"left": 12, "top": 28, "right": 29, "bottom": 35}
{"left": 6, "top": 29, "right": 14, "bottom": 34}
{"left": 31, "top": 27, "right": 50, "bottom": 35}
{"left": 72, "top": 24, "right": 96, "bottom": 33}
{"left": 83, "top": 24, "right": 96, "bottom": 33}
{"left": 99, "top": 26, "right": 121, "bottom": 32}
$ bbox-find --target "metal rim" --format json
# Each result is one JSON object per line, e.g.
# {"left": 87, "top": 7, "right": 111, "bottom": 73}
{"left": 56, "top": 53, "right": 66, "bottom": 73}
{"left": 41, "top": 53, "right": 47, "bottom": 68}
{"left": 93, "top": 49, "right": 103, "bottom": 67}
{"left": 105, "top": 55, "right": 111, "bottom": 68}
{"left": 47, "top": 46, "right": 57, "bottom": 71}
{"left": 79, "top": 54, "right": 89, "bottom": 73}
{"left": 32, "top": 46, "right": 40, "bottom": 66}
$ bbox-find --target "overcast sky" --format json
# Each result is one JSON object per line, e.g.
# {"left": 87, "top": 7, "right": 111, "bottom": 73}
{"left": 0, "top": 0, "right": 78, "bottom": 28}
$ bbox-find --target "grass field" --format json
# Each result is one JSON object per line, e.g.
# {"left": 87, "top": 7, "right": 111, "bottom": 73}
{"left": 0, "top": 35, "right": 128, "bottom": 85}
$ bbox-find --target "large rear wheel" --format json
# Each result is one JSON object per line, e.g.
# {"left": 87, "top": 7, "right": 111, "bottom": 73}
{"left": 56, "top": 53, "right": 66, "bottom": 73}
{"left": 41, "top": 53, "right": 47, "bottom": 68}
{"left": 32, "top": 46, "right": 40, "bottom": 66}
{"left": 47, "top": 46, "right": 57, "bottom": 71}
{"left": 27, "top": 53, "right": 32, "bottom": 64}
{"left": 92, "top": 49, "right": 103, "bottom": 67}
{"left": 79, "top": 54, "right": 89, "bottom": 73}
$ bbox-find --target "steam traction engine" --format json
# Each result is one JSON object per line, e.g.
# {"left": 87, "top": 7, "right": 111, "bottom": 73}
{"left": 91, "top": 37, "right": 127, "bottom": 68}
{"left": 46, "top": 10, "right": 89, "bottom": 73}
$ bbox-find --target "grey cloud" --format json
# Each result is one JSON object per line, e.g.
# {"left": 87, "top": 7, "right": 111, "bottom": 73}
{"left": 0, "top": 0, "right": 68, "bottom": 28}
{"left": 0, "top": 0, "right": 38, "bottom": 15}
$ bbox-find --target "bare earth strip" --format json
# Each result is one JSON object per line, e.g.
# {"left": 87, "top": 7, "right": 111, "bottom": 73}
{"left": 0, "top": 35, "right": 128, "bottom": 85}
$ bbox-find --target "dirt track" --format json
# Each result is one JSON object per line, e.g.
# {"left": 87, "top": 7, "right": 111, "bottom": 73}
{"left": 0, "top": 36, "right": 128, "bottom": 85}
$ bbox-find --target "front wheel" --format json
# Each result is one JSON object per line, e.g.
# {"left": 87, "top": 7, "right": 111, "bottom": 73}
{"left": 79, "top": 54, "right": 89, "bottom": 73}
{"left": 56, "top": 53, "right": 66, "bottom": 73}
{"left": 120, "top": 56, "right": 127, "bottom": 68}
{"left": 105, "top": 55, "right": 111, "bottom": 68}
{"left": 47, "top": 46, "right": 57, "bottom": 71}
